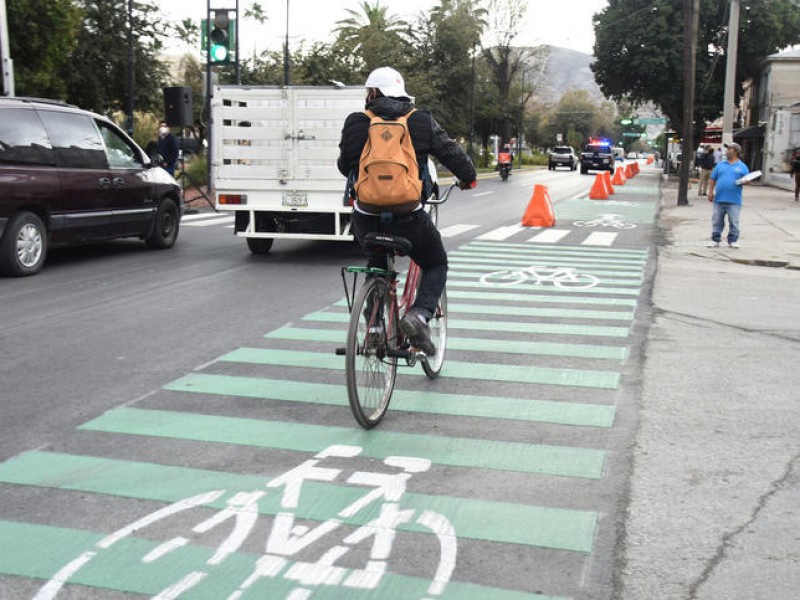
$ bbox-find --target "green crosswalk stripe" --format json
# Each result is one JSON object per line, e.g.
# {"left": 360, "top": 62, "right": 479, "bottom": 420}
{"left": 166, "top": 372, "right": 617, "bottom": 426}
{"left": 220, "top": 348, "right": 621, "bottom": 388}
{"left": 451, "top": 254, "right": 646, "bottom": 270}
{"left": 266, "top": 326, "right": 628, "bottom": 361}
{"left": 445, "top": 278, "right": 640, "bottom": 295}
{"left": 0, "top": 520, "right": 564, "bottom": 599}
{"left": 305, "top": 311, "right": 631, "bottom": 339}
{"left": 448, "top": 271, "right": 642, "bottom": 287}
{"left": 79, "top": 407, "right": 607, "bottom": 479}
{"left": 446, "top": 289, "right": 637, "bottom": 306}
{"left": 331, "top": 299, "right": 633, "bottom": 320}
{"left": 464, "top": 241, "right": 648, "bottom": 256}
{"left": 0, "top": 452, "right": 598, "bottom": 552}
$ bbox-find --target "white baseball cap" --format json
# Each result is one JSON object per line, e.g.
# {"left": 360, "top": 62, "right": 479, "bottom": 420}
{"left": 364, "top": 67, "right": 409, "bottom": 99}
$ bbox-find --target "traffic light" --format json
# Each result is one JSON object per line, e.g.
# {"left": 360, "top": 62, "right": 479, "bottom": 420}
{"left": 208, "top": 10, "right": 233, "bottom": 64}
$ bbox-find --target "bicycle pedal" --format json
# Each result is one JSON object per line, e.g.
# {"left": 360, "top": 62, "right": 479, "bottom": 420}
{"left": 334, "top": 347, "right": 346, "bottom": 355}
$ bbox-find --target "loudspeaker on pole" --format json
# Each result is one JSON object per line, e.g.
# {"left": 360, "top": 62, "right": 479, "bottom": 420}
{"left": 163, "top": 86, "right": 193, "bottom": 127}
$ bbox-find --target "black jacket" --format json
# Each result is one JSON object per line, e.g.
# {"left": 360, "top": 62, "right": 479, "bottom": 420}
{"left": 699, "top": 151, "right": 715, "bottom": 170}
{"left": 337, "top": 97, "right": 476, "bottom": 196}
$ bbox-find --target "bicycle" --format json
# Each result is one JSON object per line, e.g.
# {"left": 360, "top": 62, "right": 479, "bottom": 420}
{"left": 336, "top": 182, "right": 461, "bottom": 428}
{"left": 479, "top": 265, "right": 600, "bottom": 289}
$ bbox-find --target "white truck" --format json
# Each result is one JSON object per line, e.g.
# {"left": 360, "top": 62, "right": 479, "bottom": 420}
{"left": 210, "top": 85, "right": 365, "bottom": 254}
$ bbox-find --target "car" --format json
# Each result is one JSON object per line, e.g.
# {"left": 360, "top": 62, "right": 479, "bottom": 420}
{"left": 0, "top": 97, "right": 183, "bottom": 276}
{"left": 580, "top": 139, "right": 615, "bottom": 174}
{"left": 548, "top": 145, "right": 578, "bottom": 170}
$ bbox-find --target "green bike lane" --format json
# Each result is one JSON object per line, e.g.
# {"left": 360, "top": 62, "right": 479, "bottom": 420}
{"left": 0, "top": 174, "right": 661, "bottom": 599}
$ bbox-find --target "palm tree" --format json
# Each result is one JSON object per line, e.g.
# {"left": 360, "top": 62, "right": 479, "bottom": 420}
{"left": 173, "top": 18, "right": 199, "bottom": 54}
{"left": 334, "top": 1, "right": 409, "bottom": 72}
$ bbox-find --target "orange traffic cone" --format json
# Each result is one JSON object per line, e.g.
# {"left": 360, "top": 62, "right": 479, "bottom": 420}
{"left": 625, "top": 163, "right": 634, "bottom": 178}
{"left": 603, "top": 170, "right": 615, "bottom": 195}
{"left": 612, "top": 166, "right": 626, "bottom": 186}
{"left": 521, "top": 184, "right": 556, "bottom": 227}
{"left": 634, "top": 162, "right": 640, "bottom": 175}
{"left": 589, "top": 173, "right": 609, "bottom": 200}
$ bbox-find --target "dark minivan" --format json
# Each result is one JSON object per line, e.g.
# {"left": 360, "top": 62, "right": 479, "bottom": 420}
{"left": 0, "top": 97, "right": 183, "bottom": 276}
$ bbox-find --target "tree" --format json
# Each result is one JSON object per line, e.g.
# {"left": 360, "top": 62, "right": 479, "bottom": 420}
{"left": 592, "top": 0, "right": 800, "bottom": 133}
{"left": 172, "top": 18, "right": 199, "bottom": 55}
{"left": 334, "top": 1, "right": 411, "bottom": 73}
{"left": 6, "top": 0, "right": 81, "bottom": 98}
{"left": 61, "top": 0, "right": 169, "bottom": 117}
{"left": 480, "top": 0, "right": 540, "bottom": 145}
{"left": 408, "top": 0, "right": 486, "bottom": 137}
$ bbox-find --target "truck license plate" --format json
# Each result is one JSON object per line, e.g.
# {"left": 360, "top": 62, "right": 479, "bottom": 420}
{"left": 282, "top": 192, "right": 308, "bottom": 208}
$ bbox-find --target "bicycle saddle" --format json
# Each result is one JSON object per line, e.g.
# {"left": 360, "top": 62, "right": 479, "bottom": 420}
{"left": 363, "top": 232, "right": 413, "bottom": 255}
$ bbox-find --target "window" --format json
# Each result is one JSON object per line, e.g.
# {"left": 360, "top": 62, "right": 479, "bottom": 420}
{"left": 97, "top": 121, "right": 141, "bottom": 169}
{"left": 0, "top": 108, "right": 57, "bottom": 166}
{"left": 38, "top": 111, "right": 107, "bottom": 169}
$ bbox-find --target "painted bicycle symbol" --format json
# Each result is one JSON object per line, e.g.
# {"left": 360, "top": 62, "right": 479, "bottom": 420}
{"left": 605, "top": 201, "right": 639, "bottom": 207}
{"left": 573, "top": 213, "right": 636, "bottom": 229}
{"left": 35, "top": 445, "right": 456, "bottom": 600}
{"left": 479, "top": 265, "right": 599, "bottom": 289}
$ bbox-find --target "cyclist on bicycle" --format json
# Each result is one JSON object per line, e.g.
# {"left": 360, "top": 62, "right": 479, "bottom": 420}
{"left": 337, "top": 66, "right": 476, "bottom": 356}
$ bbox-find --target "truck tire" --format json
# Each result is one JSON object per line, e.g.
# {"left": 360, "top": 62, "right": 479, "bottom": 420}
{"left": 0, "top": 211, "right": 48, "bottom": 276}
{"left": 580, "top": 165, "right": 588, "bottom": 175}
{"left": 247, "top": 238, "right": 274, "bottom": 254}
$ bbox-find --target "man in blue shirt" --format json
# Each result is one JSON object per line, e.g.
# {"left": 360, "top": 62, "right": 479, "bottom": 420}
{"left": 706, "top": 142, "right": 750, "bottom": 248}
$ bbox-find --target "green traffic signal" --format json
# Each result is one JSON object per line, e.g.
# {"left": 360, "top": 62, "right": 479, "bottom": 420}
{"left": 207, "top": 10, "right": 234, "bottom": 65}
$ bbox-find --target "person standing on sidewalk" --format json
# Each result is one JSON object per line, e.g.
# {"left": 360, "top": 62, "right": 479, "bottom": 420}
{"left": 791, "top": 151, "right": 800, "bottom": 202}
{"left": 706, "top": 142, "right": 750, "bottom": 248}
{"left": 697, "top": 145, "right": 715, "bottom": 196}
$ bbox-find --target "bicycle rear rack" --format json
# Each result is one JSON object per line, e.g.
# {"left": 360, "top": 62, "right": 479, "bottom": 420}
{"left": 340, "top": 266, "right": 394, "bottom": 312}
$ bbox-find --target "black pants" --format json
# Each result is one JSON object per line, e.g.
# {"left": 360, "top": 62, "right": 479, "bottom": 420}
{"left": 351, "top": 209, "right": 447, "bottom": 320}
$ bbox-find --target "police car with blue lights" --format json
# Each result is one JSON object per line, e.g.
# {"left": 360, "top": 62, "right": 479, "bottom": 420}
{"left": 580, "top": 138, "right": 616, "bottom": 174}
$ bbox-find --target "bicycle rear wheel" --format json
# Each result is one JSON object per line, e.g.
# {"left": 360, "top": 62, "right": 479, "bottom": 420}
{"left": 421, "top": 289, "right": 447, "bottom": 379}
{"left": 345, "top": 278, "right": 397, "bottom": 428}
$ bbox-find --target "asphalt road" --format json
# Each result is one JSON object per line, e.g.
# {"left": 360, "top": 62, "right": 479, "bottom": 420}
{"left": 0, "top": 165, "right": 660, "bottom": 599}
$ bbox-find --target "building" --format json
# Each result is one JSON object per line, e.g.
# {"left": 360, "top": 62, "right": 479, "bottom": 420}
{"left": 740, "top": 48, "right": 800, "bottom": 191}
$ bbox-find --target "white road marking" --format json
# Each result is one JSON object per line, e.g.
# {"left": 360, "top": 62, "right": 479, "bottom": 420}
{"left": 439, "top": 224, "right": 479, "bottom": 238}
{"left": 471, "top": 191, "right": 494, "bottom": 197}
{"left": 477, "top": 224, "right": 526, "bottom": 241}
{"left": 582, "top": 232, "right": 619, "bottom": 247}
{"left": 528, "top": 229, "right": 571, "bottom": 244}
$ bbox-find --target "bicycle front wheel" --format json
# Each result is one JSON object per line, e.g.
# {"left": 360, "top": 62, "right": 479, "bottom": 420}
{"left": 421, "top": 289, "right": 447, "bottom": 379}
{"left": 345, "top": 278, "right": 397, "bottom": 428}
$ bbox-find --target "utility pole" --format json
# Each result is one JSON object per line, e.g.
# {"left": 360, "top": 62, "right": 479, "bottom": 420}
{"left": 722, "top": 0, "right": 740, "bottom": 145}
{"left": 677, "top": 0, "right": 700, "bottom": 206}
{"left": 0, "top": 0, "right": 15, "bottom": 96}
{"left": 125, "top": 0, "right": 135, "bottom": 135}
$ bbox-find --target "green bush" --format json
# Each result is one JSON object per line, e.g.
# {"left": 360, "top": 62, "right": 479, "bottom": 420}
{"left": 179, "top": 154, "right": 208, "bottom": 188}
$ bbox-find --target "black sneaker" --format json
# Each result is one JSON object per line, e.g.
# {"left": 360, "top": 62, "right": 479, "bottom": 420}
{"left": 400, "top": 311, "right": 436, "bottom": 356}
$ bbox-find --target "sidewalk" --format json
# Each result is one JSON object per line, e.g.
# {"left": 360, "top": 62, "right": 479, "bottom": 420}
{"left": 618, "top": 174, "right": 800, "bottom": 598}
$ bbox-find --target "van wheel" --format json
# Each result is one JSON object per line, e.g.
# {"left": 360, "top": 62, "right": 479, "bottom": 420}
{"left": 247, "top": 238, "right": 274, "bottom": 254}
{"left": 0, "top": 211, "right": 48, "bottom": 276}
{"left": 146, "top": 198, "right": 180, "bottom": 249}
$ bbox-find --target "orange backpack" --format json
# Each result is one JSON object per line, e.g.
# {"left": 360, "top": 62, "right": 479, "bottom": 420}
{"left": 355, "top": 109, "right": 422, "bottom": 208}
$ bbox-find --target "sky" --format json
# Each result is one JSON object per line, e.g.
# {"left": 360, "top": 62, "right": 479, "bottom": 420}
{"left": 162, "top": 0, "right": 609, "bottom": 57}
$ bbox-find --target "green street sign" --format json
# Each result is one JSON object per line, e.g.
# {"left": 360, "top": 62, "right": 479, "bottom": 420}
{"left": 634, "top": 117, "right": 667, "bottom": 125}
{"left": 622, "top": 132, "right": 643, "bottom": 137}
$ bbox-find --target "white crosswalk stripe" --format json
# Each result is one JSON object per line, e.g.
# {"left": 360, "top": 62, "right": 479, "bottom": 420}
{"left": 439, "top": 224, "right": 480, "bottom": 238}
{"left": 183, "top": 216, "right": 235, "bottom": 227}
{"left": 476, "top": 224, "right": 526, "bottom": 241}
{"left": 528, "top": 229, "right": 571, "bottom": 244}
{"left": 581, "top": 232, "right": 619, "bottom": 247}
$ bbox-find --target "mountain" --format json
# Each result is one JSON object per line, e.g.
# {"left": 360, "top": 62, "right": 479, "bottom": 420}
{"left": 535, "top": 45, "right": 604, "bottom": 104}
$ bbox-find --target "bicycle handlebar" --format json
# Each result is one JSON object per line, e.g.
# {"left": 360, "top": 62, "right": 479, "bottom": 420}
{"left": 426, "top": 179, "right": 476, "bottom": 205}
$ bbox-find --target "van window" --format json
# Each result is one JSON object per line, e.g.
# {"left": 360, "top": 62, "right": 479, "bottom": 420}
{"left": 97, "top": 121, "right": 142, "bottom": 169}
{"left": 0, "top": 108, "right": 57, "bottom": 166}
{"left": 38, "top": 111, "right": 107, "bottom": 169}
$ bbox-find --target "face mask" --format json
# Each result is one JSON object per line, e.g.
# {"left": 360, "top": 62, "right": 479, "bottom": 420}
{"left": 159, "top": 127, "right": 169, "bottom": 136}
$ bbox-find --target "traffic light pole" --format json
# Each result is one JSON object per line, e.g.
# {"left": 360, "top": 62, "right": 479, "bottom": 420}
{"left": 0, "top": 0, "right": 15, "bottom": 96}
{"left": 206, "top": 0, "right": 213, "bottom": 192}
